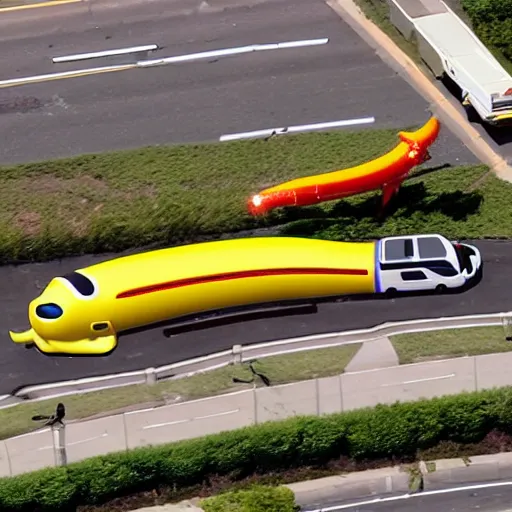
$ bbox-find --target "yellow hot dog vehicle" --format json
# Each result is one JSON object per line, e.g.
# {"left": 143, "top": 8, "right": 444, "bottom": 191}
{"left": 9, "top": 235, "right": 481, "bottom": 356}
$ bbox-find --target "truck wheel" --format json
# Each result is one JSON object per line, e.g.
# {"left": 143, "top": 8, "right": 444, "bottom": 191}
{"left": 465, "top": 105, "right": 480, "bottom": 124}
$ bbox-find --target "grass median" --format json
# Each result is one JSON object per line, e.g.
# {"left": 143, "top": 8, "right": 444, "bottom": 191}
{"left": 391, "top": 326, "right": 512, "bottom": 364}
{"left": 0, "top": 344, "right": 361, "bottom": 440}
{"left": 2, "top": 326, "right": 512, "bottom": 440}
{"left": 0, "top": 124, "right": 509, "bottom": 264}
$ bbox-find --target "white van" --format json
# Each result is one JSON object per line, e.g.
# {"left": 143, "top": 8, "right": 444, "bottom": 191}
{"left": 376, "top": 234, "right": 482, "bottom": 295}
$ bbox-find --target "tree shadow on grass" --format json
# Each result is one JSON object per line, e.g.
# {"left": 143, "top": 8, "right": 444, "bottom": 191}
{"left": 386, "top": 182, "right": 483, "bottom": 221}
{"left": 277, "top": 182, "right": 483, "bottom": 236}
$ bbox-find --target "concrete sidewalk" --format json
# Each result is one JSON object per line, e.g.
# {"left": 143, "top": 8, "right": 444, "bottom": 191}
{"left": 131, "top": 452, "right": 512, "bottom": 511}
{"left": 6, "top": 348, "right": 512, "bottom": 477}
{"left": 345, "top": 336, "right": 398, "bottom": 372}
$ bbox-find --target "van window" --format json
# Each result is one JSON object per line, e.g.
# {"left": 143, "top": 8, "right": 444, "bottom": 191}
{"left": 418, "top": 236, "right": 447, "bottom": 259}
{"left": 384, "top": 238, "right": 414, "bottom": 261}
{"left": 61, "top": 272, "right": 95, "bottom": 296}
{"left": 426, "top": 261, "right": 458, "bottom": 277}
{"left": 401, "top": 270, "right": 427, "bottom": 281}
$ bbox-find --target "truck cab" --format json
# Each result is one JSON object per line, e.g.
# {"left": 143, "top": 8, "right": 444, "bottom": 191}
{"left": 377, "top": 234, "right": 482, "bottom": 295}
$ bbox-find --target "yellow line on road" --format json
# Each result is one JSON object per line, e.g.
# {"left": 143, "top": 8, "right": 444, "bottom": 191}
{"left": 0, "top": 64, "right": 137, "bottom": 89}
{"left": 0, "top": 0, "right": 80, "bottom": 13}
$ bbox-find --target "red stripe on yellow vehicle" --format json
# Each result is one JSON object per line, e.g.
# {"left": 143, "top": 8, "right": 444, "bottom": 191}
{"left": 116, "top": 267, "right": 370, "bottom": 299}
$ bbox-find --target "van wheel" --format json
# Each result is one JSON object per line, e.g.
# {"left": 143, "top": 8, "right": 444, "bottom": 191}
{"left": 435, "top": 284, "right": 447, "bottom": 294}
{"left": 385, "top": 287, "right": 397, "bottom": 298}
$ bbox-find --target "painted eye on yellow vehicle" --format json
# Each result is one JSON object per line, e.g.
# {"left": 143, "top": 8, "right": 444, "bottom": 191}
{"left": 61, "top": 271, "right": 96, "bottom": 296}
{"left": 35, "top": 303, "right": 63, "bottom": 319}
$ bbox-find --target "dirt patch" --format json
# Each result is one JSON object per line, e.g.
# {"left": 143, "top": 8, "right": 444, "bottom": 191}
{"left": 7, "top": 176, "right": 112, "bottom": 237}
{"left": 4, "top": 174, "right": 160, "bottom": 239}
{"left": 0, "top": 96, "right": 42, "bottom": 115}
{"left": 14, "top": 175, "right": 109, "bottom": 196}
{"left": 12, "top": 211, "right": 41, "bottom": 236}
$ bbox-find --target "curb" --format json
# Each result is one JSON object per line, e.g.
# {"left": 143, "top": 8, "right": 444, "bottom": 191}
{"left": 132, "top": 501, "right": 204, "bottom": 512}
{"left": 287, "top": 452, "right": 512, "bottom": 508}
{"left": 132, "top": 453, "right": 512, "bottom": 511}
{"left": 1, "top": 312, "right": 505, "bottom": 407}
{"left": 285, "top": 466, "right": 410, "bottom": 506}
{"left": 420, "top": 452, "right": 512, "bottom": 486}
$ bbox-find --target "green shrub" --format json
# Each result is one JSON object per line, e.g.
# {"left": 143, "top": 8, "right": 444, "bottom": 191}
{"left": 2, "top": 387, "right": 512, "bottom": 511}
{"left": 462, "top": 0, "right": 512, "bottom": 61}
{"left": 0, "top": 467, "right": 77, "bottom": 512}
{"left": 200, "top": 486, "right": 299, "bottom": 512}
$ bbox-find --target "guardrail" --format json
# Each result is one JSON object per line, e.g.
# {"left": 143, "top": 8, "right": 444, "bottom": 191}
{"left": 1, "top": 312, "right": 510, "bottom": 409}
{"left": 4, "top": 327, "right": 512, "bottom": 477}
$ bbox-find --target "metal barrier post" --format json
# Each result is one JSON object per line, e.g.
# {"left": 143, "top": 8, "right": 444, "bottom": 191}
{"left": 52, "top": 423, "right": 67, "bottom": 467}
{"left": 501, "top": 312, "right": 512, "bottom": 341}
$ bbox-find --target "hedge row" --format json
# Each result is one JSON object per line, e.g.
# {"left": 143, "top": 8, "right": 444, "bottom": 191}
{"left": 2, "top": 386, "right": 512, "bottom": 511}
{"left": 461, "top": 0, "right": 512, "bottom": 63}
{"left": 200, "top": 486, "right": 299, "bottom": 512}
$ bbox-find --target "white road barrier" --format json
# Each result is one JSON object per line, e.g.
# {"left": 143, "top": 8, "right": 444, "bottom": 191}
{"left": 219, "top": 117, "right": 376, "bottom": 141}
{"left": 0, "top": 38, "right": 329, "bottom": 89}
{"left": 1, "top": 312, "right": 509, "bottom": 407}
{"left": 52, "top": 44, "right": 159, "bottom": 63}
{"left": 138, "top": 38, "right": 329, "bottom": 67}
{"left": 3, "top": 343, "right": 512, "bottom": 476}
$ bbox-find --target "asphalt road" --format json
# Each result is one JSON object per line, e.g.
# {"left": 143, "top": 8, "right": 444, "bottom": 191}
{"left": 0, "top": 238, "right": 510, "bottom": 395}
{"left": 0, "top": 0, "right": 477, "bottom": 165}
{"left": 0, "top": 0, "right": 494, "bottom": 394}
{"left": 304, "top": 483, "right": 512, "bottom": 511}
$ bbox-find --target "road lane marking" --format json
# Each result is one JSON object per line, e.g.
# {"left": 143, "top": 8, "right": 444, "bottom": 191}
{"left": 138, "top": 38, "right": 329, "bottom": 67}
{"left": 0, "top": 0, "right": 80, "bottom": 12}
{"left": 36, "top": 444, "right": 54, "bottom": 451}
{"left": 219, "top": 117, "right": 376, "bottom": 141}
{"left": 143, "top": 409, "right": 240, "bottom": 430}
{"left": 195, "top": 409, "right": 240, "bottom": 421}
{"left": 306, "top": 480, "right": 512, "bottom": 511}
{"left": 0, "top": 64, "right": 137, "bottom": 89}
{"left": 144, "top": 419, "right": 189, "bottom": 429}
{"left": 52, "top": 44, "right": 159, "bottom": 63}
{"left": 0, "top": 38, "right": 329, "bottom": 89}
{"left": 380, "top": 373, "right": 456, "bottom": 387}
{"left": 67, "top": 433, "right": 108, "bottom": 447}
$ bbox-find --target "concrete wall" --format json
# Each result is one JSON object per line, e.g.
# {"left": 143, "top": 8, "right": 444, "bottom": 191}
{"left": 3, "top": 352, "right": 512, "bottom": 477}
